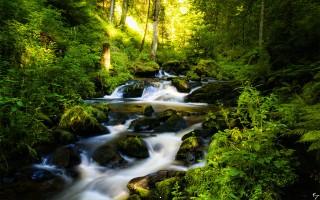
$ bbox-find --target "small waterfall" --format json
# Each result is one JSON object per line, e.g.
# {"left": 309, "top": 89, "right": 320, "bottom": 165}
{"left": 140, "top": 81, "right": 188, "bottom": 102}
{"left": 53, "top": 123, "right": 201, "bottom": 200}
{"left": 155, "top": 69, "right": 176, "bottom": 78}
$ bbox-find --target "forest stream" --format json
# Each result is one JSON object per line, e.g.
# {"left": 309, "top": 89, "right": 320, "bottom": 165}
{"left": 29, "top": 70, "right": 212, "bottom": 200}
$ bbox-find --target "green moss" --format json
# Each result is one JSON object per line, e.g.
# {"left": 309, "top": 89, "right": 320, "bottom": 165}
{"left": 180, "top": 137, "right": 199, "bottom": 150}
{"left": 155, "top": 177, "right": 179, "bottom": 200}
{"left": 59, "top": 105, "right": 107, "bottom": 136}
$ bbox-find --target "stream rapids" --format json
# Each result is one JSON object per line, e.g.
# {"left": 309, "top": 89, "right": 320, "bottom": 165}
{"left": 32, "top": 71, "right": 210, "bottom": 200}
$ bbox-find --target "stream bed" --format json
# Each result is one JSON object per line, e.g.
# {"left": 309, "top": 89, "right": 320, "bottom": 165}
{"left": 2, "top": 72, "right": 215, "bottom": 200}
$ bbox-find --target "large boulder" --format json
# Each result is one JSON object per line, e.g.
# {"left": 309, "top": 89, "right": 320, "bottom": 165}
{"left": 129, "top": 117, "right": 160, "bottom": 132}
{"left": 129, "top": 109, "right": 187, "bottom": 132}
{"left": 143, "top": 105, "right": 154, "bottom": 117}
{"left": 59, "top": 105, "right": 109, "bottom": 137}
{"left": 131, "top": 61, "right": 160, "bottom": 77}
{"left": 51, "top": 146, "right": 81, "bottom": 168}
{"left": 175, "top": 136, "right": 203, "bottom": 166}
{"left": 123, "top": 80, "right": 146, "bottom": 98}
{"left": 127, "top": 170, "right": 185, "bottom": 199}
{"left": 162, "top": 61, "right": 191, "bottom": 75}
{"left": 92, "top": 143, "right": 125, "bottom": 167}
{"left": 171, "top": 78, "right": 190, "bottom": 93}
{"left": 186, "top": 81, "right": 240, "bottom": 105}
{"left": 117, "top": 136, "right": 149, "bottom": 159}
{"left": 154, "top": 113, "right": 187, "bottom": 132}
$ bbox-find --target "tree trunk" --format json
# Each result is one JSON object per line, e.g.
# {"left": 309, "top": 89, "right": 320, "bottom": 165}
{"left": 109, "top": 0, "right": 115, "bottom": 23}
{"left": 140, "top": 0, "right": 151, "bottom": 52}
{"left": 259, "top": 0, "right": 264, "bottom": 50}
{"left": 101, "top": 43, "right": 111, "bottom": 71}
{"left": 150, "top": 0, "right": 160, "bottom": 60}
{"left": 119, "top": 0, "right": 129, "bottom": 27}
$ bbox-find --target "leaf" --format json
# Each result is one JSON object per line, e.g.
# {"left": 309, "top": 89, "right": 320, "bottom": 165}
{"left": 16, "top": 101, "right": 23, "bottom": 107}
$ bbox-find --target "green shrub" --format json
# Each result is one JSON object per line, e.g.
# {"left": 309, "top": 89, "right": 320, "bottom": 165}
{"left": 185, "top": 128, "right": 297, "bottom": 200}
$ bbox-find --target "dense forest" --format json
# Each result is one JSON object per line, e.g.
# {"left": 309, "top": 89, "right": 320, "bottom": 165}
{"left": 0, "top": 0, "right": 319, "bottom": 199}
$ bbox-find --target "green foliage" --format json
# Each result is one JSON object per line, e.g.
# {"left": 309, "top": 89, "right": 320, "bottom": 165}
{"left": 59, "top": 104, "right": 106, "bottom": 132}
{"left": 185, "top": 128, "right": 297, "bottom": 200}
{"left": 237, "top": 86, "right": 278, "bottom": 129}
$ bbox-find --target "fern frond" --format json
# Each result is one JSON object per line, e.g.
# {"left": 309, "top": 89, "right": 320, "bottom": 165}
{"left": 308, "top": 140, "right": 320, "bottom": 151}
{"left": 299, "top": 130, "right": 320, "bottom": 142}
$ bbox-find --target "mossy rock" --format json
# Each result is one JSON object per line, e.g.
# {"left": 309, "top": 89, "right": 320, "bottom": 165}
{"left": 52, "top": 129, "right": 77, "bottom": 145}
{"left": 186, "top": 81, "right": 240, "bottom": 105}
{"left": 155, "top": 177, "right": 179, "bottom": 200}
{"left": 123, "top": 80, "right": 146, "bottom": 98}
{"left": 192, "top": 59, "right": 221, "bottom": 78}
{"left": 59, "top": 105, "right": 108, "bottom": 137}
{"left": 154, "top": 114, "right": 187, "bottom": 132}
{"left": 181, "top": 129, "right": 211, "bottom": 141}
{"left": 129, "top": 117, "right": 160, "bottom": 132}
{"left": 92, "top": 143, "right": 124, "bottom": 167}
{"left": 91, "top": 103, "right": 109, "bottom": 122}
{"left": 117, "top": 136, "right": 149, "bottom": 158}
{"left": 131, "top": 61, "right": 160, "bottom": 77}
{"left": 143, "top": 105, "right": 154, "bottom": 117}
{"left": 162, "top": 60, "right": 191, "bottom": 75}
{"left": 172, "top": 78, "right": 190, "bottom": 93}
{"left": 176, "top": 136, "right": 203, "bottom": 165}
{"left": 127, "top": 170, "right": 185, "bottom": 199}
{"left": 51, "top": 146, "right": 81, "bottom": 168}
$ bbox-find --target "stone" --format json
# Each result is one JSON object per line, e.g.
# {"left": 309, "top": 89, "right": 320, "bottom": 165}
{"left": 186, "top": 81, "right": 240, "bottom": 106}
{"left": 127, "top": 170, "right": 185, "bottom": 198}
{"left": 117, "top": 136, "right": 149, "bottom": 159}
{"left": 123, "top": 80, "right": 146, "bottom": 98}
{"left": 92, "top": 143, "right": 125, "bottom": 167}
{"left": 176, "top": 136, "right": 203, "bottom": 165}
{"left": 51, "top": 146, "right": 81, "bottom": 168}
{"left": 162, "top": 61, "right": 191, "bottom": 75}
{"left": 171, "top": 78, "right": 190, "bottom": 93}
{"left": 143, "top": 105, "right": 154, "bottom": 117}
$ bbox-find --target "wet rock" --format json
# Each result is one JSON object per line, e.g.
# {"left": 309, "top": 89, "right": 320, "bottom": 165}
{"left": 52, "top": 129, "right": 77, "bottom": 145}
{"left": 130, "top": 109, "right": 187, "bottom": 133}
{"left": 171, "top": 78, "right": 190, "bottom": 93}
{"left": 92, "top": 143, "right": 125, "bottom": 167}
{"left": 59, "top": 105, "right": 109, "bottom": 137}
{"left": 190, "top": 59, "right": 221, "bottom": 79}
{"left": 0, "top": 175, "right": 66, "bottom": 200}
{"left": 155, "top": 177, "right": 180, "bottom": 200}
{"left": 162, "top": 61, "right": 191, "bottom": 75}
{"left": 127, "top": 170, "right": 185, "bottom": 198}
{"left": 107, "top": 112, "right": 130, "bottom": 125}
{"left": 131, "top": 61, "right": 160, "bottom": 78}
{"left": 154, "top": 113, "right": 187, "bottom": 132}
{"left": 143, "top": 105, "right": 154, "bottom": 117}
{"left": 186, "top": 81, "right": 240, "bottom": 105}
{"left": 91, "top": 103, "right": 109, "bottom": 122}
{"left": 129, "top": 117, "right": 160, "bottom": 132}
{"left": 117, "top": 136, "right": 149, "bottom": 159}
{"left": 181, "top": 129, "right": 211, "bottom": 141}
{"left": 123, "top": 80, "right": 146, "bottom": 98}
{"left": 51, "top": 146, "right": 81, "bottom": 168}
{"left": 176, "top": 136, "right": 203, "bottom": 166}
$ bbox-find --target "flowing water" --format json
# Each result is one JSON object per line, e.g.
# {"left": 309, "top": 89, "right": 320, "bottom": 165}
{"left": 32, "top": 71, "right": 209, "bottom": 200}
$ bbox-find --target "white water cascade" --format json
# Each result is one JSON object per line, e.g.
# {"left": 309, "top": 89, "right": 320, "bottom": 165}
{"left": 52, "top": 123, "right": 202, "bottom": 200}
{"left": 31, "top": 69, "right": 209, "bottom": 200}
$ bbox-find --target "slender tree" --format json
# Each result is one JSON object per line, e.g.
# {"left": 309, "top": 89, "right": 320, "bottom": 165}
{"left": 119, "top": 0, "right": 129, "bottom": 27}
{"left": 140, "top": 0, "right": 151, "bottom": 52}
{"left": 258, "top": 0, "right": 264, "bottom": 50}
{"left": 109, "top": 0, "right": 115, "bottom": 23}
{"left": 150, "top": 0, "right": 160, "bottom": 60}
